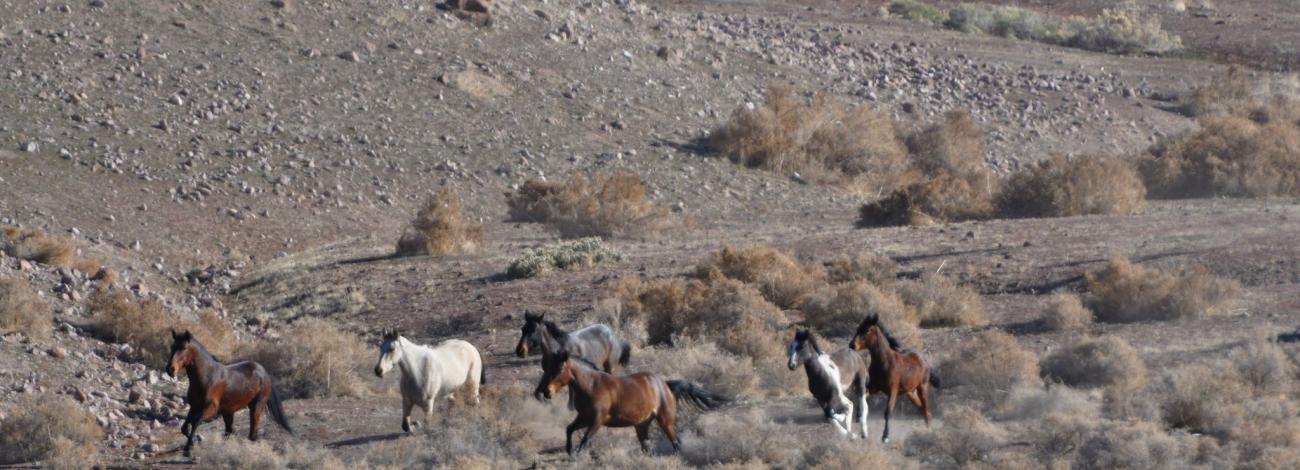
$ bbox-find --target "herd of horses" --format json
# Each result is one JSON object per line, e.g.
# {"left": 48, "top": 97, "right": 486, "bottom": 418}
{"left": 164, "top": 311, "right": 938, "bottom": 457}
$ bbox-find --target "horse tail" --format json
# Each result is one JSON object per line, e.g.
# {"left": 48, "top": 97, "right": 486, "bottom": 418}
{"left": 928, "top": 367, "right": 941, "bottom": 389}
{"left": 618, "top": 342, "right": 632, "bottom": 367}
{"left": 479, "top": 358, "right": 487, "bottom": 385}
{"left": 666, "top": 380, "right": 730, "bottom": 411}
{"left": 267, "top": 385, "right": 294, "bottom": 435}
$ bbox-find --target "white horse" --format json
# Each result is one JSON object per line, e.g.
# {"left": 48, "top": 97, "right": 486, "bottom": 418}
{"left": 374, "top": 330, "right": 485, "bottom": 432}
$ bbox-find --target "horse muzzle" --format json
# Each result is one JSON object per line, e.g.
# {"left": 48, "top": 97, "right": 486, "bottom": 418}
{"left": 534, "top": 390, "right": 551, "bottom": 401}
{"left": 787, "top": 360, "right": 800, "bottom": 371}
{"left": 515, "top": 343, "right": 528, "bottom": 358}
{"left": 374, "top": 366, "right": 384, "bottom": 378}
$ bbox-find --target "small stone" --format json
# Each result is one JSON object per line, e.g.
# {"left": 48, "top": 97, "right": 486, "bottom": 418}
{"left": 20, "top": 142, "right": 38, "bottom": 153}
{"left": 338, "top": 51, "right": 360, "bottom": 62}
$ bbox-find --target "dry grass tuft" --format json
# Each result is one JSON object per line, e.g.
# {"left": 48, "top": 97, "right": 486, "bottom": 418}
{"left": 1074, "top": 420, "right": 1192, "bottom": 470}
{"left": 1041, "top": 292, "right": 1094, "bottom": 331}
{"left": 904, "top": 405, "right": 1007, "bottom": 468}
{"left": 1085, "top": 257, "right": 1241, "bottom": 323}
{"left": 1041, "top": 336, "right": 1147, "bottom": 396}
{"left": 1, "top": 226, "right": 76, "bottom": 268}
{"left": 506, "top": 237, "right": 623, "bottom": 279}
{"left": 800, "top": 280, "right": 919, "bottom": 343}
{"left": 1176, "top": 66, "right": 1254, "bottom": 118}
{"left": 939, "top": 331, "right": 1041, "bottom": 405}
{"left": 0, "top": 277, "right": 51, "bottom": 340}
{"left": 681, "top": 408, "right": 893, "bottom": 468}
{"left": 858, "top": 110, "right": 998, "bottom": 226}
{"left": 1161, "top": 361, "right": 1247, "bottom": 438}
{"left": 395, "top": 189, "right": 485, "bottom": 257}
{"left": 1229, "top": 338, "right": 1294, "bottom": 396}
{"left": 822, "top": 252, "right": 898, "bottom": 286}
{"left": 193, "top": 434, "right": 346, "bottom": 470}
{"left": 505, "top": 173, "right": 674, "bottom": 239}
{"left": 695, "top": 245, "right": 825, "bottom": 309}
{"left": 90, "top": 290, "right": 238, "bottom": 369}
{"left": 998, "top": 156, "right": 1146, "bottom": 218}
{"left": 601, "top": 277, "right": 788, "bottom": 361}
{"left": 240, "top": 317, "right": 370, "bottom": 399}
{"left": 896, "top": 274, "right": 987, "bottom": 328}
{"left": 633, "top": 342, "right": 761, "bottom": 400}
{"left": 0, "top": 395, "right": 102, "bottom": 465}
{"left": 1141, "top": 108, "right": 1300, "bottom": 199}
{"left": 944, "top": 5, "right": 1182, "bottom": 55}
{"left": 997, "top": 385, "right": 1098, "bottom": 422}
{"left": 706, "top": 84, "right": 908, "bottom": 194}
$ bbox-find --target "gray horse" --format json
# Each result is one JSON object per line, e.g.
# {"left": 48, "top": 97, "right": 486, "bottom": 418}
{"left": 788, "top": 328, "right": 870, "bottom": 439}
{"left": 515, "top": 311, "right": 632, "bottom": 373}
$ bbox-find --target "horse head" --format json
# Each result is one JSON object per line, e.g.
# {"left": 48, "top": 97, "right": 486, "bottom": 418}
{"left": 168, "top": 329, "right": 196, "bottom": 377}
{"left": 535, "top": 349, "right": 571, "bottom": 401}
{"left": 788, "top": 328, "right": 818, "bottom": 370}
{"left": 850, "top": 314, "right": 880, "bottom": 351}
{"left": 375, "top": 329, "right": 403, "bottom": 378}
{"left": 515, "top": 311, "right": 544, "bottom": 358}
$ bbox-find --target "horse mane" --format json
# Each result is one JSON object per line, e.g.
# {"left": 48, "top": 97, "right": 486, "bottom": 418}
{"left": 875, "top": 324, "right": 904, "bottom": 352}
{"left": 804, "top": 334, "right": 824, "bottom": 355}
{"left": 570, "top": 356, "right": 601, "bottom": 370}
{"left": 184, "top": 337, "right": 221, "bottom": 363}
{"left": 542, "top": 320, "right": 569, "bottom": 345}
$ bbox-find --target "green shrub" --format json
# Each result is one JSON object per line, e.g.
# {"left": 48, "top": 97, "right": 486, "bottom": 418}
{"left": 506, "top": 238, "right": 623, "bottom": 279}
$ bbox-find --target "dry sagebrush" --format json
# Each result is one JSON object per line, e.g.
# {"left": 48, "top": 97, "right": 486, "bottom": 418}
{"left": 0, "top": 395, "right": 102, "bottom": 466}
{"left": 896, "top": 274, "right": 988, "bottom": 327}
{"left": 240, "top": 317, "right": 370, "bottom": 399}
{"left": 1141, "top": 106, "right": 1300, "bottom": 199}
{"left": 0, "top": 276, "right": 50, "bottom": 340}
{"left": 801, "top": 280, "right": 918, "bottom": 342}
{"left": 706, "top": 84, "right": 908, "bottom": 194}
{"left": 939, "top": 330, "right": 1041, "bottom": 405}
{"left": 1085, "top": 257, "right": 1241, "bottom": 323}
{"left": 506, "top": 173, "right": 674, "bottom": 239}
{"left": 1040, "top": 335, "right": 1148, "bottom": 396}
{"left": 1041, "top": 292, "right": 1094, "bottom": 331}
{"left": 90, "top": 290, "right": 237, "bottom": 369}
{"left": 695, "top": 245, "right": 824, "bottom": 309}
{"left": 998, "top": 156, "right": 1146, "bottom": 218}
{"left": 395, "top": 189, "right": 485, "bottom": 256}
{"left": 506, "top": 237, "right": 623, "bottom": 279}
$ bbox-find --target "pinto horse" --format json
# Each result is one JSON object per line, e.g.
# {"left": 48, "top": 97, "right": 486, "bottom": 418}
{"left": 848, "top": 314, "right": 938, "bottom": 442}
{"left": 788, "top": 328, "right": 870, "bottom": 439}
{"left": 515, "top": 311, "right": 632, "bottom": 373}
{"left": 167, "top": 330, "right": 293, "bottom": 456}
{"left": 534, "top": 351, "right": 728, "bottom": 455}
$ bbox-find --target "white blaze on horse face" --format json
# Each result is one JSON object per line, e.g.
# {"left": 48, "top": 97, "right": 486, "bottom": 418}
{"left": 788, "top": 339, "right": 802, "bottom": 370}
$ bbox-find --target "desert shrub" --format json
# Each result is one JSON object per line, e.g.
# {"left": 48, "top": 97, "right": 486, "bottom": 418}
{"left": 1064, "top": 8, "right": 1183, "bottom": 55}
{"left": 240, "top": 317, "right": 370, "bottom": 399}
{"left": 90, "top": 289, "right": 176, "bottom": 368}
{"left": 682, "top": 408, "right": 800, "bottom": 467}
{"left": 634, "top": 342, "right": 760, "bottom": 400}
{"left": 1041, "top": 292, "right": 1094, "bottom": 331}
{"left": 1230, "top": 399, "right": 1300, "bottom": 468}
{"left": 195, "top": 434, "right": 346, "bottom": 470}
{"left": 940, "top": 331, "right": 1041, "bottom": 405}
{"left": 1162, "top": 361, "right": 1247, "bottom": 438}
{"left": 706, "top": 84, "right": 909, "bottom": 194}
{"left": 896, "top": 274, "right": 987, "bottom": 327}
{"left": 1041, "top": 335, "right": 1148, "bottom": 404}
{"left": 904, "top": 406, "right": 1007, "bottom": 468}
{"left": 1140, "top": 111, "right": 1300, "bottom": 198}
{"left": 0, "top": 227, "right": 76, "bottom": 268}
{"left": 601, "top": 277, "right": 787, "bottom": 361}
{"left": 858, "top": 110, "right": 997, "bottom": 226}
{"left": 0, "top": 395, "right": 102, "bottom": 465}
{"left": 822, "top": 252, "right": 898, "bottom": 286}
{"left": 1074, "top": 420, "right": 1191, "bottom": 470}
{"left": 800, "top": 281, "right": 919, "bottom": 343}
{"left": 395, "top": 189, "right": 485, "bottom": 257}
{"left": 360, "top": 383, "right": 549, "bottom": 468}
{"left": 506, "top": 237, "right": 623, "bottom": 279}
{"left": 888, "top": 0, "right": 946, "bottom": 23}
{"left": 998, "top": 156, "right": 1146, "bottom": 218}
{"left": 696, "top": 245, "right": 825, "bottom": 309}
{"left": 0, "top": 277, "right": 50, "bottom": 340}
{"left": 1230, "top": 338, "right": 1294, "bottom": 396}
{"left": 997, "top": 385, "right": 1098, "bottom": 422}
{"left": 1176, "top": 66, "right": 1254, "bottom": 118}
{"left": 1085, "top": 257, "right": 1241, "bottom": 323}
{"left": 944, "top": 4, "right": 1181, "bottom": 55}
{"left": 1031, "top": 411, "right": 1099, "bottom": 465}
{"left": 505, "top": 173, "right": 673, "bottom": 239}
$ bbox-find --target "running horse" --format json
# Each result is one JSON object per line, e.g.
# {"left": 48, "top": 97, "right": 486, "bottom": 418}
{"left": 787, "top": 328, "right": 870, "bottom": 439}
{"left": 514, "top": 311, "right": 632, "bottom": 373}
{"left": 167, "top": 330, "right": 293, "bottom": 457}
{"left": 534, "top": 350, "right": 729, "bottom": 454}
{"left": 374, "top": 330, "right": 485, "bottom": 433}
{"left": 848, "top": 314, "right": 939, "bottom": 442}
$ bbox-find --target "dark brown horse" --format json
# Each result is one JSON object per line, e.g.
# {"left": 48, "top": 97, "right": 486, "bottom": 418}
{"left": 534, "top": 351, "right": 728, "bottom": 455}
{"left": 848, "top": 314, "right": 938, "bottom": 442}
{"left": 168, "top": 330, "right": 293, "bottom": 456}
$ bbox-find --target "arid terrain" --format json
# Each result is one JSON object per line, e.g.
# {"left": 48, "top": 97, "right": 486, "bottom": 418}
{"left": 2, "top": 0, "right": 1299, "bottom": 468}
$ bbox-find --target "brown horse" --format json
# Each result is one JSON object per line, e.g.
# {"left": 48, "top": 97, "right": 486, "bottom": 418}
{"left": 168, "top": 330, "right": 293, "bottom": 456}
{"left": 848, "top": 314, "right": 938, "bottom": 442}
{"left": 534, "top": 351, "right": 728, "bottom": 455}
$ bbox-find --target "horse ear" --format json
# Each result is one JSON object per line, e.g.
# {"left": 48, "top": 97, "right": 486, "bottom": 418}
{"left": 172, "top": 329, "right": 180, "bottom": 340}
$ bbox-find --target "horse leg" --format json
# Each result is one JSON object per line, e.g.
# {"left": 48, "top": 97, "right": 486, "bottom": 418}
{"left": 576, "top": 417, "right": 605, "bottom": 454}
{"left": 635, "top": 422, "right": 653, "bottom": 453}
{"left": 565, "top": 418, "right": 586, "bottom": 455}
{"left": 401, "top": 398, "right": 415, "bottom": 433}
{"left": 181, "top": 406, "right": 203, "bottom": 456}
{"left": 857, "top": 388, "right": 870, "bottom": 440}
{"left": 221, "top": 411, "right": 235, "bottom": 437}
{"left": 248, "top": 398, "right": 263, "bottom": 441}
{"left": 883, "top": 388, "right": 899, "bottom": 443}
{"left": 918, "top": 383, "right": 934, "bottom": 427}
{"left": 656, "top": 405, "right": 681, "bottom": 452}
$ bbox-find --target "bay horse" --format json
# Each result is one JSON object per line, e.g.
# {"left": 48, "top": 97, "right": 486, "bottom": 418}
{"left": 534, "top": 350, "right": 729, "bottom": 455}
{"left": 167, "top": 330, "right": 293, "bottom": 457}
{"left": 788, "top": 328, "right": 870, "bottom": 439}
{"left": 848, "top": 314, "right": 939, "bottom": 442}
{"left": 374, "top": 330, "right": 485, "bottom": 433}
{"left": 515, "top": 311, "right": 632, "bottom": 373}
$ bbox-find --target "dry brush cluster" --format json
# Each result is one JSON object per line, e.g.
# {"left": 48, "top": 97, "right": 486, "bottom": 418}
{"left": 395, "top": 189, "right": 485, "bottom": 257}
{"left": 2, "top": 225, "right": 111, "bottom": 280}
{"left": 0, "top": 395, "right": 104, "bottom": 468}
{"left": 0, "top": 276, "right": 51, "bottom": 340}
{"left": 506, "top": 172, "right": 677, "bottom": 239}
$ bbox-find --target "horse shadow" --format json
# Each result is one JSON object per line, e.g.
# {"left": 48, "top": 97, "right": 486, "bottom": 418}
{"left": 327, "top": 432, "right": 407, "bottom": 448}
